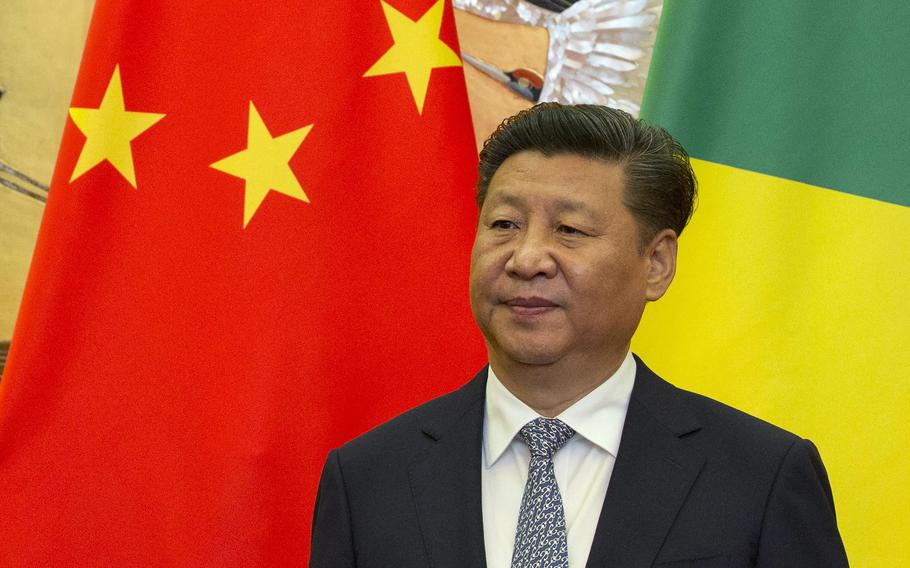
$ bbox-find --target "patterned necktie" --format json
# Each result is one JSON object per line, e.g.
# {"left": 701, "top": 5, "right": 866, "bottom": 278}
{"left": 511, "top": 417, "right": 576, "bottom": 568}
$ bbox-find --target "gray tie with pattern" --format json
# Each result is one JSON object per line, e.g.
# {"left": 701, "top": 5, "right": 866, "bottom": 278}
{"left": 511, "top": 417, "right": 576, "bottom": 568}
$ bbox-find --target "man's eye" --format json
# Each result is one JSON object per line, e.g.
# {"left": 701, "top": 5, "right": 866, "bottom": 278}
{"left": 490, "top": 220, "right": 517, "bottom": 230}
{"left": 557, "top": 225, "right": 585, "bottom": 236}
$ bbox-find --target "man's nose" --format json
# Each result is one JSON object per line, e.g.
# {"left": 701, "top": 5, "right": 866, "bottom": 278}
{"left": 505, "top": 228, "right": 557, "bottom": 280}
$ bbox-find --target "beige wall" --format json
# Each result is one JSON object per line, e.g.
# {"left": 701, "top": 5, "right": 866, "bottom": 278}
{"left": 0, "top": 0, "right": 94, "bottom": 339}
{"left": 453, "top": 10, "right": 546, "bottom": 151}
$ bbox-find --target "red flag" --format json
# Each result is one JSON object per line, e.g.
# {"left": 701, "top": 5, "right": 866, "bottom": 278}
{"left": 0, "top": 1, "right": 484, "bottom": 564}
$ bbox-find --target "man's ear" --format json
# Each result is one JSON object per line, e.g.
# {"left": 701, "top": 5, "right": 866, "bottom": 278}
{"left": 644, "top": 228, "right": 678, "bottom": 301}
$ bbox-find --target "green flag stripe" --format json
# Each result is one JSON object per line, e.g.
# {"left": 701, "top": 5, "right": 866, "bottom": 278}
{"left": 641, "top": 0, "right": 910, "bottom": 207}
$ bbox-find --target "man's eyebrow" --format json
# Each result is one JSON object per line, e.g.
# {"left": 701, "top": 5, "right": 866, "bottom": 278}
{"left": 551, "top": 198, "right": 587, "bottom": 212}
{"left": 493, "top": 192, "right": 589, "bottom": 213}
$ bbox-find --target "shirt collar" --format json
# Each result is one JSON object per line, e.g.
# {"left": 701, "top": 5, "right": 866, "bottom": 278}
{"left": 483, "top": 351, "right": 636, "bottom": 468}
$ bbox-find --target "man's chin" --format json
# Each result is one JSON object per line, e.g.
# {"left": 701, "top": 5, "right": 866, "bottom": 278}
{"left": 512, "top": 354, "right": 563, "bottom": 367}
{"left": 493, "top": 342, "right": 566, "bottom": 368}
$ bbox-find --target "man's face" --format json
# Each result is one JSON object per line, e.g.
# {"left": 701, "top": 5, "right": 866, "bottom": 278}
{"left": 469, "top": 151, "right": 666, "bottom": 371}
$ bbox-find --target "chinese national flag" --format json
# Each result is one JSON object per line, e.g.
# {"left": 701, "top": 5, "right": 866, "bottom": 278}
{"left": 0, "top": 1, "right": 484, "bottom": 564}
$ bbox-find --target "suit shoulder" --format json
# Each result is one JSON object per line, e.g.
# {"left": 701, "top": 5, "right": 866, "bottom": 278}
{"left": 675, "top": 386, "right": 803, "bottom": 457}
{"left": 632, "top": 357, "right": 802, "bottom": 453}
{"left": 639, "top": 374, "right": 819, "bottom": 503}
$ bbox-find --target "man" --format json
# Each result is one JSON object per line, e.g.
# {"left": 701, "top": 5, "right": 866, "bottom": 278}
{"left": 309, "top": 104, "right": 848, "bottom": 567}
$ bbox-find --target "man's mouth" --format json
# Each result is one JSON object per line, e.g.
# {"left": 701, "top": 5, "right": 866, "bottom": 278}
{"left": 504, "top": 297, "right": 559, "bottom": 315}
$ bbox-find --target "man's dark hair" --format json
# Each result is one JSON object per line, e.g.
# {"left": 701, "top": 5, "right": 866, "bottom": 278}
{"left": 476, "top": 102, "right": 697, "bottom": 248}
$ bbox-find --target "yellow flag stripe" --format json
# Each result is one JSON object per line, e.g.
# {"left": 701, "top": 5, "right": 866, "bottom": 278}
{"left": 633, "top": 158, "right": 910, "bottom": 562}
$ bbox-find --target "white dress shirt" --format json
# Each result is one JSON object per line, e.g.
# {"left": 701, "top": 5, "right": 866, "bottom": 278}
{"left": 481, "top": 351, "right": 636, "bottom": 568}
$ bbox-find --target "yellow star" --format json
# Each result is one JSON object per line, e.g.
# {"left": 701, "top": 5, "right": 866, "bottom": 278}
{"left": 210, "top": 102, "right": 313, "bottom": 228}
{"left": 363, "top": 0, "right": 462, "bottom": 114}
{"left": 68, "top": 65, "right": 165, "bottom": 188}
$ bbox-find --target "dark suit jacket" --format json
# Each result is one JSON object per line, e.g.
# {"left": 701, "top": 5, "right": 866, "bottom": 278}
{"left": 310, "top": 357, "right": 848, "bottom": 567}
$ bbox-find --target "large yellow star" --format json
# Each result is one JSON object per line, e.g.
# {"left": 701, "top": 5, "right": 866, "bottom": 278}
{"left": 68, "top": 66, "right": 165, "bottom": 188}
{"left": 210, "top": 102, "right": 313, "bottom": 228}
{"left": 363, "top": 0, "right": 462, "bottom": 114}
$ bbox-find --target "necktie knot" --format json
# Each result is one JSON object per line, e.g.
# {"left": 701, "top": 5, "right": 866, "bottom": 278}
{"left": 519, "top": 417, "right": 575, "bottom": 459}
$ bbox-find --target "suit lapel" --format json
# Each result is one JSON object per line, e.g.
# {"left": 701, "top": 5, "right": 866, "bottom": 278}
{"left": 408, "top": 369, "right": 488, "bottom": 568}
{"left": 586, "top": 358, "right": 705, "bottom": 568}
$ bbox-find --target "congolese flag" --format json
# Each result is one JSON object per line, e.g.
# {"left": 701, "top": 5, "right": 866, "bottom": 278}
{"left": 633, "top": 1, "right": 910, "bottom": 564}
{"left": 0, "top": 0, "right": 484, "bottom": 564}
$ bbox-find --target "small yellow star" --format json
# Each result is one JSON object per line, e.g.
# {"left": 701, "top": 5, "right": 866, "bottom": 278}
{"left": 210, "top": 102, "right": 313, "bottom": 228}
{"left": 364, "top": 0, "right": 462, "bottom": 114}
{"left": 68, "top": 65, "right": 165, "bottom": 187}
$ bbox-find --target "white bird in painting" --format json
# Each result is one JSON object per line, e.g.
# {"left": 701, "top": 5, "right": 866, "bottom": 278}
{"left": 454, "top": 0, "right": 662, "bottom": 115}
